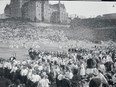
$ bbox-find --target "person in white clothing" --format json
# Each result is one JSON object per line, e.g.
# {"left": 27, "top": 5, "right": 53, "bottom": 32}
{"left": 20, "top": 66, "right": 28, "bottom": 76}
{"left": 10, "top": 65, "right": 18, "bottom": 73}
{"left": 80, "top": 62, "right": 85, "bottom": 76}
{"left": 31, "top": 70, "right": 41, "bottom": 83}
{"left": 37, "top": 72, "right": 50, "bottom": 87}
{"left": 20, "top": 66, "right": 28, "bottom": 84}
{"left": 27, "top": 69, "right": 33, "bottom": 80}
{"left": 106, "top": 54, "right": 113, "bottom": 63}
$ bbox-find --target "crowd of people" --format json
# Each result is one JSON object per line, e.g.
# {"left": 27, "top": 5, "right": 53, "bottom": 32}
{"left": 0, "top": 45, "right": 116, "bottom": 87}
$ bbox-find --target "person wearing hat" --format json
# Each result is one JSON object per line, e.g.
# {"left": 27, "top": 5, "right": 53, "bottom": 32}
{"left": 87, "top": 58, "right": 97, "bottom": 68}
{"left": 86, "top": 58, "right": 99, "bottom": 76}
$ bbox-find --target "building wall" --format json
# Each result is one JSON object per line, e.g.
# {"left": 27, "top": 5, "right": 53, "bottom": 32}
{"left": 8, "top": 0, "right": 69, "bottom": 24}
{"left": 4, "top": 5, "right": 11, "bottom": 16}
{"left": 22, "top": 1, "right": 36, "bottom": 21}
{"left": 10, "top": 0, "right": 22, "bottom": 18}
{"left": 51, "top": 6, "right": 68, "bottom": 24}
{"left": 51, "top": 11, "right": 59, "bottom": 23}
{"left": 21, "top": 0, "right": 30, "bottom": 6}
{"left": 10, "top": 0, "right": 30, "bottom": 18}
{"left": 59, "top": 7, "right": 68, "bottom": 24}
{"left": 44, "top": 2, "right": 51, "bottom": 22}
{"left": 36, "top": 1, "right": 42, "bottom": 21}
{"left": 50, "top": 8, "right": 58, "bottom": 23}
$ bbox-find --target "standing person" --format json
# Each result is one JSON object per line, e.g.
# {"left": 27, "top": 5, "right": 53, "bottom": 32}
{"left": 0, "top": 60, "right": 3, "bottom": 77}
{"left": 30, "top": 70, "right": 41, "bottom": 87}
{"left": 56, "top": 71, "right": 64, "bottom": 87}
{"left": 80, "top": 60, "right": 85, "bottom": 77}
{"left": 60, "top": 72, "right": 72, "bottom": 87}
{"left": 101, "top": 56, "right": 106, "bottom": 64}
{"left": 96, "top": 71, "right": 108, "bottom": 85}
{"left": 71, "top": 68, "right": 81, "bottom": 87}
{"left": 48, "top": 70, "right": 56, "bottom": 87}
{"left": 106, "top": 53, "right": 113, "bottom": 63}
{"left": 37, "top": 72, "right": 50, "bottom": 87}
{"left": 20, "top": 66, "right": 28, "bottom": 84}
{"left": 98, "top": 61, "right": 106, "bottom": 74}
{"left": 86, "top": 58, "right": 99, "bottom": 75}
{"left": 104, "top": 62, "right": 113, "bottom": 72}
{"left": 10, "top": 64, "right": 18, "bottom": 83}
{"left": 28, "top": 48, "right": 36, "bottom": 60}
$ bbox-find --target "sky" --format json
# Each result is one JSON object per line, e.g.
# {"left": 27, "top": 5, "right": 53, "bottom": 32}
{"left": 0, "top": 0, "right": 116, "bottom": 18}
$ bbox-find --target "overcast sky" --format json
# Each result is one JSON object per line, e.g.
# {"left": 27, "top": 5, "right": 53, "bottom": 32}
{"left": 0, "top": 0, "right": 116, "bottom": 18}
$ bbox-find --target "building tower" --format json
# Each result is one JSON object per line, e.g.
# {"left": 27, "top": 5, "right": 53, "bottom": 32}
{"left": 41, "top": 1, "right": 45, "bottom": 22}
{"left": 4, "top": 4, "right": 11, "bottom": 17}
{"left": 41, "top": 0, "right": 49, "bottom": 22}
{"left": 10, "top": 0, "right": 30, "bottom": 18}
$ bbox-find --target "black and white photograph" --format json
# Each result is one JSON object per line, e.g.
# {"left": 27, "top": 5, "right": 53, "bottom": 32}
{"left": 0, "top": 0, "right": 116, "bottom": 87}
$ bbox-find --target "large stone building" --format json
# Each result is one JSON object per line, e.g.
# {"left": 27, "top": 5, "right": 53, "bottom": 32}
{"left": 4, "top": 0, "right": 69, "bottom": 24}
